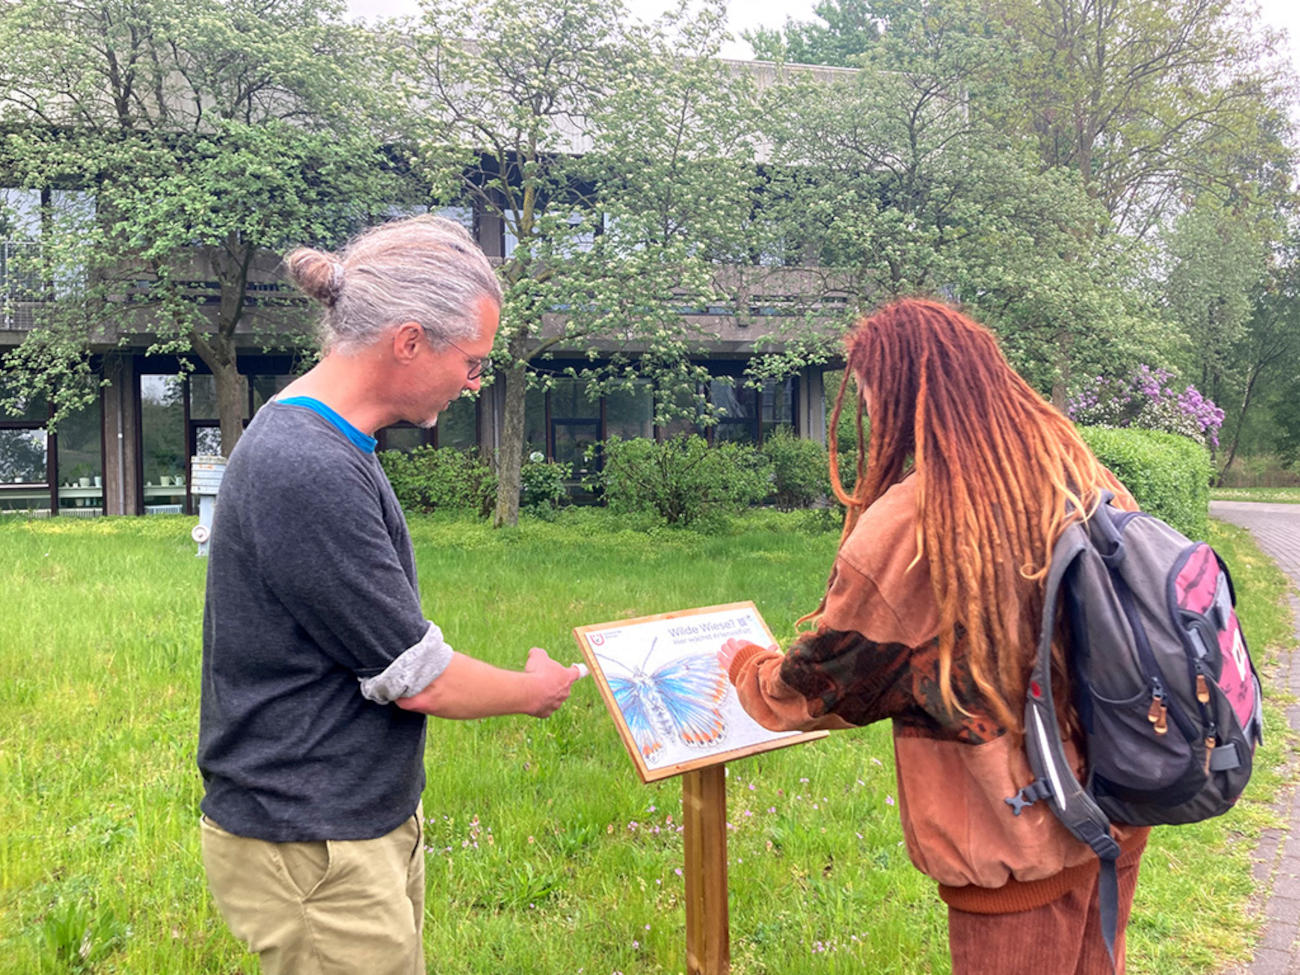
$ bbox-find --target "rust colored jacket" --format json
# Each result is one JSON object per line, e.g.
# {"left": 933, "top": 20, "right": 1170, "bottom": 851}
{"left": 728, "top": 477, "right": 1147, "bottom": 914}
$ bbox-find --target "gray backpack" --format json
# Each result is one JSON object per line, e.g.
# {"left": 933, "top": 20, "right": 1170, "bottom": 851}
{"left": 1005, "top": 494, "right": 1263, "bottom": 965}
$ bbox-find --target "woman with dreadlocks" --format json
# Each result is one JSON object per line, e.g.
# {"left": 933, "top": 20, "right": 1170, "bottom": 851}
{"left": 720, "top": 298, "right": 1150, "bottom": 973}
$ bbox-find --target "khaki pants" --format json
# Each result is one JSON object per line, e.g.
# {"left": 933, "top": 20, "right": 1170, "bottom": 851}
{"left": 200, "top": 808, "right": 425, "bottom": 975}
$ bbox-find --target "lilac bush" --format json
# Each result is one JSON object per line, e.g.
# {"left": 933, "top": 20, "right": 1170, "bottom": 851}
{"left": 1068, "top": 365, "right": 1225, "bottom": 448}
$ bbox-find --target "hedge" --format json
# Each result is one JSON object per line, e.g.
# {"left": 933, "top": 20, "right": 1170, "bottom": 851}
{"left": 377, "top": 445, "right": 496, "bottom": 516}
{"left": 1078, "top": 426, "right": 1213, "bottom": 539}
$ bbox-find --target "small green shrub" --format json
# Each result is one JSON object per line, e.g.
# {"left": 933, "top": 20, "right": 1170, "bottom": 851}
{"left": 592, "top": 434, "right": 772, "bottom": 527}
{"left": 760, "top": 427, "right": 829, "bottom": 510}
{"left": 520, "top": 453, "right": 571, "bottom": 514}
{"left": 1079, "top": 426, "right": 1212, "bottom": 538}
{"left": 378, "top": 445, "right": 496, "bottom": 517}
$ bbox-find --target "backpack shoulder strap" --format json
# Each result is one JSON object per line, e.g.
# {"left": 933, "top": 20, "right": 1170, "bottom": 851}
{"left": 1005, "top": 516, "right": 1123, "bottom": 971}
{"left": 1006, "top": 519, "right": 1121, "bottom": 859}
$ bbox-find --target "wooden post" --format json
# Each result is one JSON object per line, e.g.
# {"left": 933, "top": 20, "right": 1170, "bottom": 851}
{"left": 682, "top": 764, "right": 729, "bottom": 975}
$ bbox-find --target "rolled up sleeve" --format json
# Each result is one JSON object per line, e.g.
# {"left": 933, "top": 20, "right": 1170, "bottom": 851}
{"left": 358, "top": 620, "right": 454, "bottom": 704}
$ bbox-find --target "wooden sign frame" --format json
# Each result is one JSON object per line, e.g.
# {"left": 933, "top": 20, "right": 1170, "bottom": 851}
{"left": 573, "top": 601, "right": 826, "bottom": 783}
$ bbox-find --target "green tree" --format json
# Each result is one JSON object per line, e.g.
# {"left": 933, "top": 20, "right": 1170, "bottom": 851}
{"left": 989, "top": 0, "right": 1294, "bottom": 239}
{"left": 752, "top": 0, "right": 1148, "bottom": 403}
{"left": 745, "top": 0, "right": 880, "bottom": 66}
{"left": 1210, "top": 236, "right": 1300, "bottom": 477}
{"left": 0, "top": 0, "right": 403, "bottom": 453}
{"left": 399, "top": 0, "right": 759, "bottom": 526}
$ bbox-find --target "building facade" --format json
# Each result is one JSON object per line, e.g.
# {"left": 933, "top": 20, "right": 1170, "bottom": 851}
{"left": 0, "top": 204, "right": 838, "bottom": 517}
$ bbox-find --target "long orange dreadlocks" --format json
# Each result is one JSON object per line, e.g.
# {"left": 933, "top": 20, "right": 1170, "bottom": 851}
{"left": 821, "top": 298, "right": 1127, "bottom": 736}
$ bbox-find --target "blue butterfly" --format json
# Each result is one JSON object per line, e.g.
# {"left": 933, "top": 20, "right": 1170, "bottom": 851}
{"left": 597, "top": 639, "right": 728, "bottom": 758}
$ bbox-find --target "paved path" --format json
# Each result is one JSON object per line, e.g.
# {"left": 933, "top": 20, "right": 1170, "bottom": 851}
{"left": 1211, "top": 502, "right": 1300, "bottom": 975}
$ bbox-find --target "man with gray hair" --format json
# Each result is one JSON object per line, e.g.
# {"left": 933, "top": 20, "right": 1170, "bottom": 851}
{"left": 196, "top": 215, "right": 580, "bottom": 974}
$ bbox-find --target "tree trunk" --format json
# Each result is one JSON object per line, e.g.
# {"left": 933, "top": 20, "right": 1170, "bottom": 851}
{"left": 1215, "top": 368, "right": 1260, "bottom": 487}
{"left": 203, "top": 237, "right": 254, "bottom": 457}
{"left": 492, "top": 361, "right": 528, "bottom": 528}
{"left": 190, "top": 328, "right": 244, "bottom": 458}
{"left": 212, "top": 353, "right": 245, "bottom": 458}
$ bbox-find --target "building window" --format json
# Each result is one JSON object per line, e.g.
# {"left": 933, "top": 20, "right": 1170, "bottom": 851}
{"left": 524, "top": 386, "right": 547, "bottom": 455}
{"left": 548, "top": 378, "right": 600, "bottom": 482}
{"left": 760, "top": 377, "right": 796, "bottom": 439}
{"left": 56, "top": 396, "right": 102, "bottom": 513}
{"left": 436, "top": 395, "right": 478, "bottom": 450}
{"left": 0, "top": 380, "right": 105, "bottom": 515}
{"left": 656, "top": 382, "right": 704, "bottom": 441}
{"left": 0, "top": 428, "right": 46, "bottom": 485}
{"left": 251, "top": 374, "right": 294, "bottom": 413}
{"left": 139, "top": 374, "right": 187, "bottom": 511}
{"left": 605, "top": 382, "right": 654, "bottom": 440}
{"left": 0, "top": 382, "right": 50, "bottom": 502}
{"left": 709, "top": 378, "right": 756, "bottom": 443}
{"left": 377, "top": 425, "right": 431, "bottom": 453}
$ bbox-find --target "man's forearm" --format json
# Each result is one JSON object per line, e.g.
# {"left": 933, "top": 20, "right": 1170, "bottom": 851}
{"left": 394, "top": 652, "right": 538, "bottom": 719}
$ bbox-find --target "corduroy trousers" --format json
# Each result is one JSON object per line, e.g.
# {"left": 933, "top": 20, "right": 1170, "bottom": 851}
{"left": 947, "top": 852, "right": 1143, "bottom": 975}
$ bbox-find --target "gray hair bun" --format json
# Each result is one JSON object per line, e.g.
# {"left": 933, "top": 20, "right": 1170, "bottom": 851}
{"left": 284, "top": 247, "right": 344, "bottom": 307}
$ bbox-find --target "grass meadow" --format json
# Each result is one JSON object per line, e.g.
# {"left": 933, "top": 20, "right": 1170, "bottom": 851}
{"left": 1210, "top": 486, "right": 1300, "bottom": 504}
{"left": 0, "top": 509, "right": 1295, "bottom": 974}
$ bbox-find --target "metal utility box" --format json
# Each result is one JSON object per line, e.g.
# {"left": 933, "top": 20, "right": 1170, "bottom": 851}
{"left": 190, "top": 455, "right": 227, "bottom": 556}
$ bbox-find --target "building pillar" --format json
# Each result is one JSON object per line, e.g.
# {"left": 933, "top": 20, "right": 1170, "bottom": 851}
{"left": 101, "top": 353, "right": 141, "bottom": 515}
{"left": 479, "top": 380, "right": 505, "bottom": 464}
{"left": 798, "top": 365, "right": 826, "bottom": 445}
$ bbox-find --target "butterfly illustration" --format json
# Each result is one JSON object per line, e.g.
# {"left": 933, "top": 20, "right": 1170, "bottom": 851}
{"left": 597, "top": 639, "right": 728, "bottom": 759}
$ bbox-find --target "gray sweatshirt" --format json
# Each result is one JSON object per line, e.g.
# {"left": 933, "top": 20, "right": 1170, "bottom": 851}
{"left": 197, "top": 400, "right": 451, "bottom": 842}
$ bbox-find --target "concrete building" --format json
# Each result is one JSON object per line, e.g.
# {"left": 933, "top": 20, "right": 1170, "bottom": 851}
{"left": 0, "top": 197, "right": 842, "bottom": 517}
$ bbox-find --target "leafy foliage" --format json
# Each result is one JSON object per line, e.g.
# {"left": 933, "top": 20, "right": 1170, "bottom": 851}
{"left": 378, "top": 446, "right": 497, "bottom": 517}
{"left": 398, "top": 0, "right": 761, "bottom": 525}
{"left": 591, "top": 435, "right": 772, "bottom": 527}
{"left": 1080, "top": 426, "right": 1213, "bottom": 539}
{"left": 745, "top": 0, "right": 880, "bottom": 67}
{"left": 0, "top": 0, "right": 401, "bottom": 446}
{"left": 519, "top": 453, "right": 571, "bottom": 514}
{"left": 760, "top": 426, "right": 829, "bottom": 510}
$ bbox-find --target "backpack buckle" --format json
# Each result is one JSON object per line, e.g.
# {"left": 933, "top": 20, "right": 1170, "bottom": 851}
{"left": 1005, "top": 779, "right": 1054, "bottom": 816}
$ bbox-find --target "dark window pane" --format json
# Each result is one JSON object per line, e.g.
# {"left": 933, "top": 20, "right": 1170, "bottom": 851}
{"left": 0, "top": 428, "right": 46, "bottom": 482}
{"left": 191, "top": 374, "right": 249, "bottom": 421}
{"left": 605, "top": 383, "right": 653, "bottom": 440}
{"left": 550, "top": 378, "right": 599, "bottom": 420}
{"left": 714, "top": 420, "right": 755, "bottom": 443}
{"left": 380, "top": 425, "right": 429, "bottom": 452}
{"left": 524, "top": 386, "right": 546, "bottom": 453}
{"left": 657, "top": 383, "right": 703, "bottom": 440}
{"left": 141, "top": 374, "right": 186, "bottom": 486}
{"left": 760, "top": 378, "right": 795, "bottom": 438}
{"left": 437, "top": 396, "right": 478, "bottom": 450}
{"left": 710, "top": 379, "right": 756, "bottom": 442}
{"left": 0, "top": 372, "right": 47, "bottom": 422}
{"left": 56, "top": 399, "right": 101, "bottom": 484}
{"left": 251, "top": 374, "right": 294, "bottom": 413}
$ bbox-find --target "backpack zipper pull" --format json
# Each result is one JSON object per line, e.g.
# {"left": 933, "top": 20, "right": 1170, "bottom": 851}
{"left": 1148, "top": 678, "right": 1169, "bottom": 735}
{"left": 1196, "top": 673, "right": 1211, "bottom": 704}
{"left": 1149, "top": 686, "right": 1170, "bottom": 733}
{"left": 1204, "top": 737, "right": 1216, "bottom": 774}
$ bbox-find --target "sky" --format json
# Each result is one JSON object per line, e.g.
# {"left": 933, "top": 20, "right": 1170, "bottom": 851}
{"left": 344, "top": 0, "right": 1300, "bottom": 73}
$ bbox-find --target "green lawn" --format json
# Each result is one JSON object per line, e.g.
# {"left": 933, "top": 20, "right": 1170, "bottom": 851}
{"left": 1210, "top": 487, "right": 1300, "bottom": 504}
{"left": 0, "top": 509, "right": 1294, "bottom": 974}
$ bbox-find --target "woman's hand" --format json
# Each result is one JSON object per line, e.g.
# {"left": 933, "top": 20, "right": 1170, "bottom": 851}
{"left": 717, "top": 637, "right": 776, "bottom": 676}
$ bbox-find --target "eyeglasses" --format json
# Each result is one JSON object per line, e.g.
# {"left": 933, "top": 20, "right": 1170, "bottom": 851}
{"left": 440, "top": 337, "right": 491, "bottom": 381}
